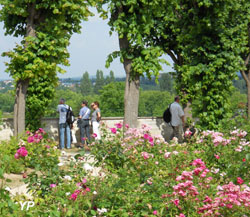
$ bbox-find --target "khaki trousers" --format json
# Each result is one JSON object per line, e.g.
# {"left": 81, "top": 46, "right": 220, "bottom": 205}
{"left": 171, "top": 125, "right": 183, "bottom": 143}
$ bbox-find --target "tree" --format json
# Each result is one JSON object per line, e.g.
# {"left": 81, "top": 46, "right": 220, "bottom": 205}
{"left": 141, "top": 0, "right": 246, "bottom": 129}
{"left": 99, "top": 82, "right": 125, "bottom": 117}
{"left": 99, "top": 0, "right": 167, "bottom": 128}
{"left": 94, "top": 69, "right": 105, "bottom": 94}
{"left": 0, "top": 0, "right": 94, "bottom": 136}
{"left": 0, "top": 91, "right": 14, "bottom": 113}
{"left": 80, "top": 71, "right": 93, "bottom": 96}
{"left": 105, "top": 70, "right": 115, "bottom": 85}
{"left": 237, "top": 2, "right": 250, "bottom": 117}
{"left": 175, "top": 0, "right": 245, "bottom": 128}
{"left": 159, "top": 73, "right": 174, "bottom": 93}
{"left": 25, "top": 76, "right": 56, "bottom": 130}
{"left": 139, "top": 91, "right": 173, "bottom": 117}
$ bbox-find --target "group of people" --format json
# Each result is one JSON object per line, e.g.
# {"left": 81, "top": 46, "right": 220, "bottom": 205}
{"left": 57, "top": 95, "right": 186, "bottom": 149}
{"left": 57, "top": 99, "right": 101, "bottom": 149}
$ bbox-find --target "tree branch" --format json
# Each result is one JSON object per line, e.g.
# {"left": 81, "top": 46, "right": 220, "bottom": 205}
{"left": 240, "top": 70, "right": 249, "bottom": 85}
{"left": 166, "top": 49, "right": 179, "bottom": 65}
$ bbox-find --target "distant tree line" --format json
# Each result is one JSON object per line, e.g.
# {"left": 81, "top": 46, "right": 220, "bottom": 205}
{"left": 0, "top": 71, "right": 246, "bottom": 125}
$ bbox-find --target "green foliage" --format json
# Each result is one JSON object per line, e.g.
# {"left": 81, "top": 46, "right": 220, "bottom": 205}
{"left": 173, "top": 0, "right": 246, "bottom": 129}
{"left": 0, "top": 137, "right": 25, "bottom": 174}
{"left": 0, "top": 0, "right": 95, "bottom": 130}
{"left": 79, "top": 71, "right": 93, "bottom": 96}
{"left": 98, "top": 0, "right": 168, "bottom": 80}
{"left": 94, "top": 70, "right": 105, "bottom": 94}
{"left": 1, "top": 125, "right": 250, "bottom": 216}
{"left": 105, "top": 70, "right": 115, "bottom": 84}
{"left": 99, "top": 82, "right": 125, "bottom": 117}
{"left": 26, "top": 76, "right": 57, "bottom": 131}
{"left": 159, "top": 73, "right": 174, "bottom": 93}
{"left": 139, "top": 91, "right": 174, "bottom": 117}
{"left": 0, "top": 91, "right": 14, "bottom": 113}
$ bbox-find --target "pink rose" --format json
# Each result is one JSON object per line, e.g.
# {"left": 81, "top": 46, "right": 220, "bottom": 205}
{"left": 115, "top": 123, "right": 123, "bottom": 129}
{"left": 82, "top": 178, "right": 87, "bottom": 184}
{"left": 214, "top": 154, "right": 220, "bottom": 159}
{"left": 39, "top": 128, "right": 46, "bottom": 134}
{"left": 17, "top": 147, "right": 28, "bottom": 157}
{"left": 237, "top": 177, "right": 244, "bottom": 185}
{"left": 92, "top": 133, "right": 97, "bottom": 138}
{"left": 147, "top": 179, "right": 153, "bottom": 185}
{"left": 144, "top": 134, "right": 150, "bottom": 140}
{"left": 179, "top": 214, "right": 185, "bottom": 217}
{"left": 164, "top": 152, "right": 171, "bottom": 159}
{"left": 14, "top": 153, "right": 20, "bottom": 159}
{"left": 153, "top": 210, "right": 157, "bottom": 215}
{"left": 173, "top": 199, "right": 179, "bottom": 206}
{"left": 85, "top": 187, "right": 90, "bottom": 192}
{"left": 141, "top": 152, "right": 150, "bottom": 160}
{"left": 110, "top": 128, "right": 117, "bottom": 134}
{"left": 50, "top": 184, "right": 56, "bottom": 188}
{"left": 70, "top": 193, "right": 78, "bottom": 201}
{"left": 27, "top": 136, "right": 34, "bottom": 143}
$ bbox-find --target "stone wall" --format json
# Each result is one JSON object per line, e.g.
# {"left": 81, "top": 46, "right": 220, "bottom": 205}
{"left": 0, "top": 117, "right": 174, "bottom": 142}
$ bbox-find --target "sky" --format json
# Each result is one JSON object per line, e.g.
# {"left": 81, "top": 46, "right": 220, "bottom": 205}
{"left": 0, "top": 8, "right": 173, "bottom": 80}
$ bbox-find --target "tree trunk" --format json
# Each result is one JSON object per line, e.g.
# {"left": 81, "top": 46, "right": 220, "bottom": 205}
{"left": 240, "top": 52, "right": 250, "bottom": 118}
{"left": 119, "top": 35, "right": 140, "bottom": 128}
{"left": 247, "top": 82, "right": 250, "bottom": 118}
{"left": 13, "top": 3, "right": 36, "bottom": 137}
{"left": 13, "top": 80, "right": 29, "bottom": 137}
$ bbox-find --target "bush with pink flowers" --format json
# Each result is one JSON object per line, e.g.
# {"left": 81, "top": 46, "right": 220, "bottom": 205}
{"left": 0, "top": 128, "right": 59, "bottom": 174}
{"left": 1, "top": 123, "right": 250, "bottom": 216}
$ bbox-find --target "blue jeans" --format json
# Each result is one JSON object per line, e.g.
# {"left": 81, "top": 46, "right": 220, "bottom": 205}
{"left": 59, "top": 123, "right": 71, "bottom": 149}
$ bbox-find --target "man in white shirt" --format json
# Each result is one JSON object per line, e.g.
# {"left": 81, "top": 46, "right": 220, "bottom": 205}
{"left": 170, "top": 96, "right": 185, "bottom": 142}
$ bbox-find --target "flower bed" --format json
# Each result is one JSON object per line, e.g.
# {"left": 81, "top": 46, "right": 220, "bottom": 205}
{"left": 1, "top": 124, "right": 250, "bottom": 216}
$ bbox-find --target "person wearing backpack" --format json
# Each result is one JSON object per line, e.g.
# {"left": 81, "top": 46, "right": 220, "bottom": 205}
{"left": 78, "top": 100, "right": 91, "bottom": 147}
{"left": 57, "top": 98, "right": 72, "bottom": 149}
{"left": 169, "top": 96, "right": 185, "bottom": 143}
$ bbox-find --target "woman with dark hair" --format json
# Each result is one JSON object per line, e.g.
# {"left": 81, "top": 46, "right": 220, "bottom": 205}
{"left": 91, "top": 101, "right": 101, "bottom": 140}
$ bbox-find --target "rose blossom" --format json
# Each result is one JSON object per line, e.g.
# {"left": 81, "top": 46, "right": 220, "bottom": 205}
{"left": 14, "top": 153, "right": 20, "bottom": 159}
{"left": 141, "top": 152, "right": 150, "bottom": 160}
{"left": 164, "top": 152, "right": 171, "bottom": 159}
{"left": 115, "top": 123, "right": 123, "bottom": 129}
{"left": 16, "top": 147, "right": 28, "bottom": 157}
{"left": 110, "top": 128, "right": 117, "bottom": 134}
{"left": 153, "top": 210, "right": 157, "bottom": 215}
{"left": 237, "top": 177, "right": 244, "bottom": 185}
{"left": 50, "top": 184, "right": 56, "bottom": 188}
{"left": 173, "top": 199, "right": 180, "bottom": 206}
{"left": 92, "top": 133, "right": 97, "bottom": 138}
{"left": 27, "top": 136, "right": 34, "bottom": 143}
{"left": 214, "top": 154, "right": 220, "bottom": 159}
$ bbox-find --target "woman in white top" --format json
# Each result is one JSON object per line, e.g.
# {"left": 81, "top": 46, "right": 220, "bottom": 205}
{"left": 91, "top": 101, "right": 101, "bottom": 140}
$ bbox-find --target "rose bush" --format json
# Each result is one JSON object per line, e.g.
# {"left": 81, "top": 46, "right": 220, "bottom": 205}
{"left": 1, "top": 124, "right": 250, "bottom": 216}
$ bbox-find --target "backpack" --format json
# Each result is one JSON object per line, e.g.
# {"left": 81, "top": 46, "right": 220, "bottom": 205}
{"left": 163, "top": 104, "right": 172, "bottom": 123}
{"left": 66, "top": 106, "right": 75, "bottom": 126}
